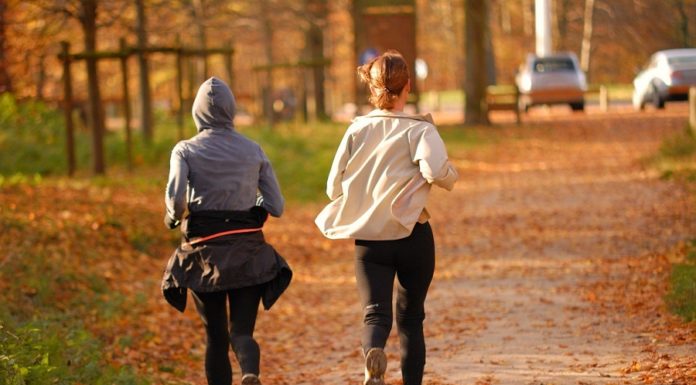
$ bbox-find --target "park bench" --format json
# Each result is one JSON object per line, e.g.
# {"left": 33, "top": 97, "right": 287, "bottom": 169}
{"left": 486, "top": 85, "right": 521, "bottom": 124}
{"left": 485, "top": 84, "right": 612, "bottom": 121}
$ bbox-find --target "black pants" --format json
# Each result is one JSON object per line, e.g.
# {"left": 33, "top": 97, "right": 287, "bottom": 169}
{"left": 354, "top": 222, "right": 435, "bottom": 385}
{"left": 192, "top": 284, "right": 264, "bottom": 385}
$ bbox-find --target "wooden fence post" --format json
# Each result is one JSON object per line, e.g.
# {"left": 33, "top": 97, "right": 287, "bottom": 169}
{"left": 119, "top": 38, "right": 133, "bottom": 171}
{"left": 36, "top": 54, "right": 46, "bottom": 100}
{"left": 514, "top": 86, "right": 521, "bottom": 125}
{"left": 225, "top": 40, "right": 234, "bottom": 91}
{"left": 689, "top": 87, "right": 696, "bottom": 134}
{"left": 187, "top": 54, "right": 196, "bottom": 119}
{"left": 60, "top": 41, "right": 76, "bottom": 177}
{"left": 599, "top": 85, "right": 608, "bottom": 112}
{"left": 176, "top": 36, "right": 184, "bottom": 140}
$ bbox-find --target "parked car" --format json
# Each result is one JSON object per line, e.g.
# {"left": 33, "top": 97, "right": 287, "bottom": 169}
{"left": 515, "top": 52, "right": 587, "bottom": 112}
{"left": 632, "top": 48, "right": 696, "bottom": 110}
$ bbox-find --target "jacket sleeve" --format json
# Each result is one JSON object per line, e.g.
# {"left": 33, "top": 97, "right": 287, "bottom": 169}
{"left": 258, "top": 148, "right": 285, "bottom": 217}
{"left": 165, "top": 143, "right": 189, "bottom": 225}
{"left": 326, "top": 129, "right": 352, "bottom": 200}
{"left": 409, "top": 125, "right": 459, "bottom": 191}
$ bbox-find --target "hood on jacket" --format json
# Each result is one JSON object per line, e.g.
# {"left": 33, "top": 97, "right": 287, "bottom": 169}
{"left": 192, "top": 77, "right": 236, "bottom": 132}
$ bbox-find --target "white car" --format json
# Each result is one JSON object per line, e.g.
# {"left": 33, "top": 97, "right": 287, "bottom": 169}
{"left": 515, "top": 52, "right": 587, "bottom": 112}
{"left": 632, "top": 49, "right": 696, "bottom": 110}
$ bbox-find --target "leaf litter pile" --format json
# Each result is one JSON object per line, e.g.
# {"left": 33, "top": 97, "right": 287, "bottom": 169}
{"left": 1, "top": 108, "right": 695, "bottom": 384}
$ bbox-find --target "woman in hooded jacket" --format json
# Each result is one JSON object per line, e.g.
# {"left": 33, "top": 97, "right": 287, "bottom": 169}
{"left": 162, "top": 77, "right": 290, "bottom": 385}
{"left": 316, "top": 50, "right": 458, "bottom": 385}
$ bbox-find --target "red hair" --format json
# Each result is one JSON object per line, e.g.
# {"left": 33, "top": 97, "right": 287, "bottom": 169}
{"left": 357, "top": 50, "right": 410, "bottom": 110}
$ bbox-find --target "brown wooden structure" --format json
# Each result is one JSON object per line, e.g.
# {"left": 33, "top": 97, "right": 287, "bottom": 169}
{"left": 59, "top": 41, "right": 234, "bottom": 175}
{"left": 353, "top": 0, "right": 419, "bottom": 112}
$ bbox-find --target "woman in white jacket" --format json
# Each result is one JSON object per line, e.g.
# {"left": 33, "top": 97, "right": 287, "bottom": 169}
{"left": 316, "top": 50, "right": 458, "bottom": 385}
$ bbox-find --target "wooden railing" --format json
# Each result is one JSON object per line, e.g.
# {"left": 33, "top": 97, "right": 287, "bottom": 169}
{"left": 485, "top": 84, "right": 619, "bottom": 124}
{"left": 485, "top": 85, "right": 521, "bottom": 124}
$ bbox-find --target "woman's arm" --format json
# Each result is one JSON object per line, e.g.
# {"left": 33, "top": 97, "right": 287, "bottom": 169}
{"left": 258, "top": 149, "right": 285, "bottom": 217}
{"left": 164, "top": 144, "right": 189, "bottom": 228}
{"left": 326, "top": 129, "right": 352, "bottom": 200}
{"left": 409, "top": 125, "right": 459, "bottom": 191}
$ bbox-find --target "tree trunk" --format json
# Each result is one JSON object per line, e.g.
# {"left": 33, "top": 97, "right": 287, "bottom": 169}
{"left": 351, "top": 0, "right": 362, "bottom": 109}
{"left": 464, "top": 0, "right": 489, "bottom": 125}
{"left": 522, "top": 0, "right": 533, "bottom": 36}
{"left": 307, "top": 0, "right": 327, "bottom": 120}
{"left": 486, "top": 25, "right": 496, "bottom": 86}
{"left": 119, "top": 38, "right": 133, "bottom": 171}
{"left": 674, "top": 0, "right": 690, "bottom": 47}
{"left": 260, "top": 0, "right": 275, "bottom": 125}
{"left": 136, "top": 0, "right": 153, "bottom": 143}
{"left": 35, "top": 54, "right": 46, "bottom": 100}
{"left": 499, "top": 1, "right": 511, "bottom": 34}
{"left": 0, "top": 0, "right": 11, "bottom": 93}
{"left": 580, "top": 0, "right": 595, "bottom": 75}
{"left": 552, "top": 0, "right": 570, "bottom": 51}
{"left": 191, "top": 0, "right": 208, "bottom": 82}
{"left": 80, "top": 0, "right": 105, "bottom": 174}
{"left": 60, "top": 41, "right": 76, "bottom": 176}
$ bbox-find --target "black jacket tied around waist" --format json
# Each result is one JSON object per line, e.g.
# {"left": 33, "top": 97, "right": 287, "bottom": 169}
{"left": 161, "top": 207, "right": 292, "bottom": 312}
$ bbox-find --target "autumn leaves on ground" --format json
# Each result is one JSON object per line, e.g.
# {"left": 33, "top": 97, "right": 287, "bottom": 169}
{"left": 2, "top": 108, "right": 695, "bottom": 385}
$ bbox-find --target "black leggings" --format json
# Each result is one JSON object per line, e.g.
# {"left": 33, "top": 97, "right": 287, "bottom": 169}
{"left": 192, "top": 284, "right": 264, "bottom": 385}
{"left": 354, "top": 222, "right": 435, "bottom": 385}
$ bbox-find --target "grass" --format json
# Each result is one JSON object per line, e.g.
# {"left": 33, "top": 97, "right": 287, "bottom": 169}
{"left": 653, "top": 128, "right": 696, "bottom": 184}
{"left": 651, "top": 127, "right": 696, "bottom": 322}
{"left": 0, "top": 317, "right": 147, "bottom": 385}
{"left": 240, "top": 122, "right": 346, "bottom": 202}
{"left": 665, "top": 239, "right": 696, "bottom": 322}
{"left": 0, "top": 94, "right": 488, "bottom": 202}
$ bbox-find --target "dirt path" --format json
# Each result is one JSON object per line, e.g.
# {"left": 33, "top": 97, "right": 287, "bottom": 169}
{"left": 157, "top": 108, "right": 695, "bottom": 385}
{"left": 421, "top": 109, "right": 696, "bottom": 385}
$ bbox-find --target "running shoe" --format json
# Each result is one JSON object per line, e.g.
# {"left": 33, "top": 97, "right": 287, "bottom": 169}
{"left": 364, "top": 347, "right": 387, "bottom": 385}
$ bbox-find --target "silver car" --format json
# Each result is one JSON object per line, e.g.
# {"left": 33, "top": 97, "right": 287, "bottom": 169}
{"left": 515, "top": 52, "right": 587, "bottom": 112}
{"left": 632, "top": 49, "right": 696, "bottom": 110}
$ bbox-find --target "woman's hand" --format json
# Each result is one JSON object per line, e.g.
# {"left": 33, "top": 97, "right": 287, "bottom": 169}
{"left": 164, "top": 213, "right": 180, "bottom": 229}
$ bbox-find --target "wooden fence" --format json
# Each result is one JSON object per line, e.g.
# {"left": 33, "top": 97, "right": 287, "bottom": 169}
{"left": 59, "top": 40, "right": 234, "bottom": 175}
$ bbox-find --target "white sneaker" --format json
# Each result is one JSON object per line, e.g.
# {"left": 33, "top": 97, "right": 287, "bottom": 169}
{"left": 241, "top": 373, "right": 262, "bottom": 385}
{"left": 364, "top": 348, "right": 387, "bottom": 385}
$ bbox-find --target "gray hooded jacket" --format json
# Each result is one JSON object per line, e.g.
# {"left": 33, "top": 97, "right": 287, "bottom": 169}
{"left": 165, "top": 77, "right": 284, "bottom": 223}
{"left": 161, "top": 77, "right": 290, "bottom": 312}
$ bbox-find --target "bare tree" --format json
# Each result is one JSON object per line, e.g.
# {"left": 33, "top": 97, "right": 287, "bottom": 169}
{"left": 187, "top": 0, "right": 209, "bottom": 81}
{"left": 580, "top": 0, "right": 595, "bottom": 75}
{"left": 30, "top": 0, "right": 125, "bottom": 174}
{"left": 259, "top": 0, "right": 275, "bottom": 124}
{"left": 552, "top": 0, "right": 570, "bottom": 51}
{"left": 0, "top": 0, "right": 11, "bottom": 94}
{"left": 522, "top": 0, "right": 533, "bottom": 36}
{"left": 674, "top": 0, "right": 691, "bottom": 47}
{"left": 464, "top": 0, "right": 490, "bottom": 125}
{"left": 499, "top": 1, "right": 511, "bottom": 34}
{"left": 79, "top": 0, "right": 106, "bottom": 174}
{"left": 136, "top": 0, "right": 153, "bottom": 143}
{"left": 304, "top": 0, "right": 328, "bottom": 120}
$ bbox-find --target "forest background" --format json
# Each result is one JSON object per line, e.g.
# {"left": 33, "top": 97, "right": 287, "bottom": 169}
{"left": 2, "top": 0, "right": 696, "bottom": 127}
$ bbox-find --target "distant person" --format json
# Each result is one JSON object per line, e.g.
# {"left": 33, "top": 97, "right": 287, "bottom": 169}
{"left": 161, "top": 77, "right": 291, "bottom": 385}
{"left": 315, "top": 50, "right": 458, "bottom": 385}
